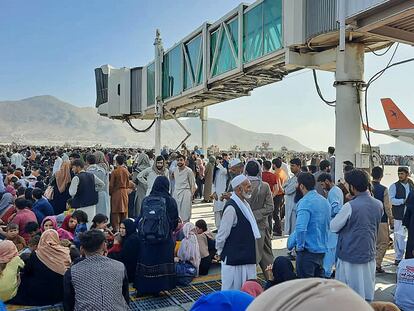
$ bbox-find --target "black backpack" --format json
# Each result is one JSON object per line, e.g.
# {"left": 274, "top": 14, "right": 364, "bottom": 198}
{"left": 137, "top": 196, "right": 170, "bottom": 243}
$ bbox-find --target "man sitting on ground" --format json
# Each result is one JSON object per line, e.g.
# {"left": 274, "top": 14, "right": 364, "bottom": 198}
{"left": 63, "top": 229, "right": 130, "bottom": 311}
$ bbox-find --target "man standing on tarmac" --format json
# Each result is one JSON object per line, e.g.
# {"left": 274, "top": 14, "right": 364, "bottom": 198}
{"left": 389, "top": 166, "right": 413, "bottom": 265}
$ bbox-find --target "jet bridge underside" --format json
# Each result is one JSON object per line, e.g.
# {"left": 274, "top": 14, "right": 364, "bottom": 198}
{"left": 140, "top": 52, "right": 289, "bottom": 119}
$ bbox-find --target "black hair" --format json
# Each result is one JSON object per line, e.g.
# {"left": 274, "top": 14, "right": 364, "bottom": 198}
{"left": 328, "top": 146, "right": 335, "bottom": 154}
{"left": 308, "top": 165, "right": 317, "bottom": 174}
{"left": 371, "top": 166, "right": 384, "bottom": 180}
{"left": 177, "top": 154, "right": 186, "bottom": 160}
{"left": 72, "top": 209, "right": 88, "bottom": 223}
{"left": 343, "top": 160, "right": 354, "bottom": 167}
{"left": 28, "top": 235, "right": 41, "bottom": 247}
{"left": 72, "top": 159, "right": 84, "bottom": 169}
{"left": 79, "top": 229, "right": 106, "bottom": 253}
{"left": 245, "top": 161, "right": 260, "bottom": 177}
{"left": 32, "top": 187, "right": 43, "bottom": 200}
{"left": 15, "top": 198, "right": 28, "bottom": 210}
{"left": 345, "top": 169, "right": 369, "bottom": 192}
{"left": 297, "top": 172, "right": 315, "bottom": 191}
{"left": 86, "top": 154, "right": 96, "bottom": 165}
{"left": 272, "top": 158, "right": 282, "bottom": 169}
{"left": 16, "top": 186, "right": 26, "bottom": 197}
{"left": 319, "top": 160, "right": 331, "bottom": 171}
{"left": 300, "top": 166, "right": 309, "bottom": 172}
{"left": 25, "top": 221, "right": 40, "bottom": 234}
{"left": 398, "top": 166, "right": 409, "bottom": 174}
{"left": 6, "top": 223, "right": 18, "bottom": 231}
{"left": 195, "top": 219, "right": 208, "bottom": 232}
{"left": 290, "top": 158, "right": 301, "bottom": 166}
{"left": 344, "top": 165, "right": 354, "bottom": 173}
{"left": 263, "top": 160, "right": 272, "bottom": 171}
{"left": 116, "top": 155, "right": 125, "bottom": 166}
{"left": 69, "top": 153, "right": 81, "bottom": 159}
{"left": 257, "top": 159, "right": 263, "bottom": 166}
{"left": 317, "top": 173, "right": 332, "bottom": 183}
{"left": 91, "top": 214, "right": 108, "bottom": 229}
{"left": 70, "top": 247, "right": 81, "bottom": 262}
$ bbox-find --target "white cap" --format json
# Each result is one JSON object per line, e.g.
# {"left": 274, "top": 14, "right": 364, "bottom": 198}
{"left": 229, "top": 158, "right": 242, "bottom": 168}
{"left": 231, "top": 174, "right": 248, "bottom": 189}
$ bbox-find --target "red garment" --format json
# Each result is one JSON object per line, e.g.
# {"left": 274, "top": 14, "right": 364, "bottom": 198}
{"left": 1, "top": 206, "right": 15, "bottom": 223}
{"left": 61, "top": 214, "right": 76, "bottom": 234}
{"left": 108, "top": 243, "right": 122, "bottom": 254}
{"left": 262, "top": 171, "right": 278, "bottom": 194}
{"left": 10, "top": 208, "right": 38, "bottom": 242}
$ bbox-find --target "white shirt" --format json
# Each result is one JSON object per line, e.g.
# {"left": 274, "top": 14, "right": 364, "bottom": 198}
{"left": 69, "top": 171, "right": 105, "bottom": 197}
{"left": 53, "top": 157, "right": 63, "bottom": 175}
{"left": 11, "top": 152, "right": 25, "bottom": 169}
{"left": 395, "top": 258, "right": 414, "bottom": 310}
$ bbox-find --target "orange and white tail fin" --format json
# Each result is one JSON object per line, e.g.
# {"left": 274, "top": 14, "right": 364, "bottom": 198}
{"left": 381, "top": 98, "right": 414, "bottom": 129}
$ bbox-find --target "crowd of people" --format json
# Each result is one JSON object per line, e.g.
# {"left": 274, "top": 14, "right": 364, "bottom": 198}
{"left": 0, "top": 144, "right": 413, "bottom": 311}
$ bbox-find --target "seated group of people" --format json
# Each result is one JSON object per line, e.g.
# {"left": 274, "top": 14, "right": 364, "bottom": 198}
{"left": 0, "top": 175, "right": 220, "bottom": 309}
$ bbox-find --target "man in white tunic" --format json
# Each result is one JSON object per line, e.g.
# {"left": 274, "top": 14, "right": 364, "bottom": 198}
{"left": 216, "top": 175, "right": 261, "bottom": 290}
{"left": 172, "top": 154, "right": 196, "bottom": 222}
{"left": 212, "top": 156, "right": 228, "bottom": 229}
{"left": 331, "top": 169, "right": 382, "bottom": 301}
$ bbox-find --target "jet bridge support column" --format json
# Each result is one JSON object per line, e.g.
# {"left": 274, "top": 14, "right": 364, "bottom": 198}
{"left": 200, "top": 107, "right": 208, "bottom": 155}
{"left": 334, "top": 43, "right": 365, "bottom": 180}
{"left": 154, "top": 30, "right": 163, "bottom": 154}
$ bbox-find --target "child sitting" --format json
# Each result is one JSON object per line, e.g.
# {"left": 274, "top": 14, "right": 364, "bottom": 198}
{"left": 177, "top": 222, "right": 201, "bottom": 275}
{"left": 40, "top": 216, "right": 73, "bottom": 240}
{"left": 24, "top": 222, "right": 40, "bottom": 239}
{"left": 195, "top": 219, "right": 215, "bottom": 275}
{"left": 71, "top": 210, "right": 88, "bottom": 248}
{"left": 0, "top": 240, "right": 25, "bottom": 302}
{"left": 91, "top": 214, "right": 114, "bottom": 246}
{"left": 6, "top": 224, "right": 26, "bottom": 251}
{"left": 20, "top": 235, "right": 40, "bottom": 263}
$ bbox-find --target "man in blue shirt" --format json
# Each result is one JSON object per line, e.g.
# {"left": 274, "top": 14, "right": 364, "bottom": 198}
{"left": 317, "top": 173, "right": 343, "bottom": 277}
{"left": 288, "top": 172, "right": 330, "bottom": 278}
{"left": 32, "top": 187, "right": 54, "bottom": 224}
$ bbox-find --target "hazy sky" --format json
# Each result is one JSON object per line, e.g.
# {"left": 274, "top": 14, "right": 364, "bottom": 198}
{"left": 1, "top": 0, "right": 413, "bottom": 150}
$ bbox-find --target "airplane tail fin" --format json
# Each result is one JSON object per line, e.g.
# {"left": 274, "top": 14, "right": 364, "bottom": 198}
{"left": 381, "top": 98, "right": 414, "bottom": 129}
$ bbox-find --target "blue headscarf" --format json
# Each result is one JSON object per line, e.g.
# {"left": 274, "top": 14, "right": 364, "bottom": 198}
{"left": 190, "top": 290, "right": 254, "bottom": 311}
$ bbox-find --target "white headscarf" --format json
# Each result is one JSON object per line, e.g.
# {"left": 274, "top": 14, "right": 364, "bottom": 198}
{"left": 231, "top": 192, "right": 261, "bottom": 239}
{"left": 178, "top": 222, "right": 201, "bottom": 274}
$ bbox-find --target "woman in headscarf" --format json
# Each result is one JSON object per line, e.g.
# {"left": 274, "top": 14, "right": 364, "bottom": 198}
{"left": 178, "top": 222, "right": 201, "bottom": 275}
{"left": 0, "top": 240, "right": 25, "bottom": 302}
{"left": 133, "top": 152, "right": 151, "bottom": 217}
{"left": 110, "top": 218, "right": 140, "bottom": 280}
{"left": 264, "top": 256, "right": 296, "bottom": 289}
{"left": 41, "top": 216, "right": 74, "bottom": 240}
{"left": 60, "top": 214, "right": 77, "bottom": 236}
{"left": 134, "top": 176, "right": 179, "bottom": 295}
{"left": 0, "top": 192, "right": 14, "bottom": 221}
{"left": 50, "top": 161, "right": 73, "bottom": 215}
{"left": 247, "top": 278, "right": 373, "bottom": 311}
{"left": 10, "top": 229, "right": 71, "bottom": 306}
{"left": 203, "top": 156, "right": 215, "bottom": 203}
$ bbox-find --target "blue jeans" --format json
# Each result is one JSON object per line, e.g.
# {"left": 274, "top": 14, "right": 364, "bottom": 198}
{"left": 296, "top": 249, "right": 325, "bottom": 278}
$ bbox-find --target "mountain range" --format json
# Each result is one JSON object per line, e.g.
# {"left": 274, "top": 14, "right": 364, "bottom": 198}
{"left": 0, "top": 95, "right": 311, "bottom": 151}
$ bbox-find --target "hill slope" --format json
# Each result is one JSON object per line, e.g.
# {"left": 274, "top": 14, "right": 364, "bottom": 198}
{"left": 0, "top": 95, "right": 311, "bottom": 151}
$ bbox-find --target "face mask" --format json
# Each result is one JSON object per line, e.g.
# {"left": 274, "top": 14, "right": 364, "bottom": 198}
{"left": 294, "top": 186, "right": 303, "bottom": 203}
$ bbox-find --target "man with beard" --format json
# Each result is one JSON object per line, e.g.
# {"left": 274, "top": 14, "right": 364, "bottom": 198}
{"left": 389, "top": 166, "right": 413, "bottom": 265}
{"left": 287, "top": 172, "right": 330, "bottom": 278}
{"left": 317, "top": 173, "right": 343, "bottom": 277}
{"left": 283, "top": 158, "right": 301, "bottom": 238}
{"left": 215, "top": 175, "right": 261, "bottom": 290}
{"left": 331, "top": 169, "right": 382, "bottom": 301}
{"left": 220, "top": 158, "right": 244, "bottom": 201}
{"left": 313, "top": 160, "right": 331, "bottom": 197}
{"left": 172, "top": 154, "right": 196, "bottom": 222}
{"left": 137, "top": 155, "right": 169, "bottom": 196}
{"left": 245, "top": 160, "right": 274, "bottom": 279}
